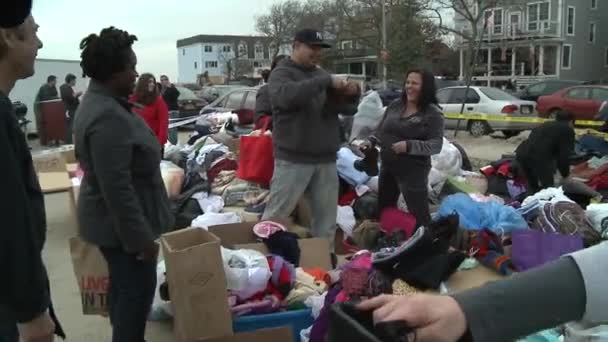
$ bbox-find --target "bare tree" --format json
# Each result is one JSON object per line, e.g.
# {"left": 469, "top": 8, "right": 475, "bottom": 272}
{"left": 255, "top": 0, "right": 303, "bottom": 58}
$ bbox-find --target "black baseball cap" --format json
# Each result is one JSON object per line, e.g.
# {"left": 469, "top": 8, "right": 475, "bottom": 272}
{"left": 294, "top": 29, "right": 331, "bottom": 49}
{"left": 0, "top": 0, "right": 32, "bottom": 28}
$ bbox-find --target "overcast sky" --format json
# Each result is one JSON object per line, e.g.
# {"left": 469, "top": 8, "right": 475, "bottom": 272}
{"left": 32, "top": 0, "right": 283, "bottom": 80}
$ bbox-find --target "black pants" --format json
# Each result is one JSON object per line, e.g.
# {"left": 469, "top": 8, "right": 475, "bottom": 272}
{"left": 517, "top": 156, "right": 555, "bottom": 194}
{"left": 66, "top": 115, "right": 74, "bottom": 144}
{"left": 99, "top": 247, "right": 157, "bottom": 342}
{"left": 378, "top": 166, "right": 431, "bottom": 227}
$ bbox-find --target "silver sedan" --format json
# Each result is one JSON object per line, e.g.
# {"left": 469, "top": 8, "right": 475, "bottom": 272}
{"left": 438, "top": 86, "right": 540, "bottom": 137}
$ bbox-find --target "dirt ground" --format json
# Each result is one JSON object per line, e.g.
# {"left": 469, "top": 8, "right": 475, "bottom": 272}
{"left": 39, "top": 130, "right": 524, "bottom": 341}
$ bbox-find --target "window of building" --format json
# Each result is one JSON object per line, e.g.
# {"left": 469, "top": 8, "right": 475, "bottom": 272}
{"left": 528, "top": 2, "right": 550, "bottom": 31}
{"left": 592, "top": 0, "right": 597, "bottom": 9}
{"left": 223, "top": 45, "right": 232, "bottom": 53}
{"left": 485, "top": 8, "right": 504, "bottom": 35}
{"left": 255, "top": 44, "right": 264, "bottom": 55}
{"left": 238, "top": 42, "right": 247, "bottom": 57}
{"left": 341, "top": 40, "right": 353, "bottom": 50}
{"left": 204, "top": 45, "right": 212, "bottom": 53}
{"left": 589, "top": 22, "right": 596, "bottom": 43}
{"left": 562, "top": 44, "right": 572, "bottom": 69}
{"left": 205, "top": 61, "right": 218, "bottom": 68}
{"left": 194, "top": 61, "right": 197, "bottom": 69}
{"left": 567, "top": 6, "right": 575, "bottom": 35}
{"left": 253, "top": 61, "right": 261, "bottom": 68}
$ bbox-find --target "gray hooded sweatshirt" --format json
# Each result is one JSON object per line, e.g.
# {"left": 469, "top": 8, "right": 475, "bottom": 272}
{"left": 268, "top": 58, "right": 358, "bottom": 164}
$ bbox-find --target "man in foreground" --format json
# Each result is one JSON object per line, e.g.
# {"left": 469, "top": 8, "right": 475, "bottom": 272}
{"left": 263, "top": 29, "right": 360, "bottom": 250}
{"left": 0, "top": 4, "right": 63, "bottom": 341}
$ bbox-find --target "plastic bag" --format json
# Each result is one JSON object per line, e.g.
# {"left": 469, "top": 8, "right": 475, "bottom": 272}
{"left": 304, "top": 292, "right": 327, "bottom": 320}
{"left": 148, "top": 261, "right": 173, "bottom": 321}
{"left": 586, "top": 203, "right": 608, "bottom": 234}
{"left": 191, "top": 212, "right": 242, "bottom": 230}
{"left": 431, "top": 138, "right": 462, "bottom": 180}
{"left": 564, "top": 322, "right": 608, "bottom": 341}
{"left": 221, "top": 247, "right": 271, "bottom": 301}
{"left": 337, "top": 206, "right": 357, "bottom": 237}
{"left": 438, "top": 193, "right": 527, "bottom": 233}
{"left": 160, "top": 161, "right": 185, "bottom": 199}
{"left": 350, "top": 91, "right": 385, "bottom": 140}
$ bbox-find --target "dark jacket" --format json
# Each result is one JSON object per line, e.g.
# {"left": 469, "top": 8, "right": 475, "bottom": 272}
{"left": 161, "top": 85, "right": 180, "bottom": 111}
{"left": 254, "top": 84, "right": 272, "bottom": 129}
{"left": 377, "top": 99, "right": 444, "bottom": 171}
{"left": 73, "top": 80, "right": 173, "bottom": 254}
{"left": 268, "top": 58, "right": 358, "bottom": 164}
{"left": 515, "top": 121, "right": 574, "bottom": 178}
{"left": 0, "top": 93, "right": 48, "bottom": 323}
{"left": 60, "top": 83, "right": 79, "bottom": 117}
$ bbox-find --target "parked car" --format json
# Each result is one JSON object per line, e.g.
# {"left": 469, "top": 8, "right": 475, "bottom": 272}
{"left": 201, "top": 85, "right": 247, "bottom": 103}
{"left": 438, "top": 86, "right": 538, "bottom": 137}
{"left": 200, "top": 88, "right": 258, "bottom": 115}
{"left": 178, "top": 83, "right": 204, "bottom": 98}
{"left": 176, "top": 86, "right": 207, "bottom": 118}
{"left": 515, "top": 80, "right": 584, "bottom": 102}
{"left": 537, "top": 85, "right": 608, "bottom": 121}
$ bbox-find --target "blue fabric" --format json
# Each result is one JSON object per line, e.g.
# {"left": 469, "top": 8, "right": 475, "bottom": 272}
{"left": 438, "top": 193, "right": 528, "bottom": 233}
{"left": 337, "top": 147, "right": 370, "bottom": 186}
{"left": 517, "top": 329, "right": 561, "bottom": 342}
{"left": 578, "top": 135, "right": 608, "bottom": 155}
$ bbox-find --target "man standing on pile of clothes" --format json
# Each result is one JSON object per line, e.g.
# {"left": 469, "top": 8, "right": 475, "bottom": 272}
{"left": 262, "top": 29, "right": 360, "bottom": 252}
{"left": 516, "top": 110, "right": 575, "bottom": 194}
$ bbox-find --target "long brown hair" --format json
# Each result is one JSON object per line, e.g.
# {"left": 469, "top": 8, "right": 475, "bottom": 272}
{"left": 134, "top": 73, "right": 159, "bottom": 105}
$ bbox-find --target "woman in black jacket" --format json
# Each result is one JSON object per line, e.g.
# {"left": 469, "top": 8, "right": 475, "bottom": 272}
{"left": 372, "top": 69, "right": 444, "bottom": 227}
{"left": 74, "top": 27, "right": 172, "bottom": 342}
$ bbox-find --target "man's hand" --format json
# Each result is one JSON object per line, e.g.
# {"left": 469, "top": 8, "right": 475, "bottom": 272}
{"left": 17, "top": 310, "right": 55, "bottom": 342}
{"left": 136, "top": 241, "right": 159, "bottom": 261}
{"left": 357, "top": 294, "right": 467, "bottom": 342}
{"left": 392, "top": 141, "right": 407, "bottom": 154}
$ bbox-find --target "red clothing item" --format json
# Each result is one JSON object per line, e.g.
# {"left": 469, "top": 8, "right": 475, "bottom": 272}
{"left": 130, "top": 95, "right": 169, "bottom": 145}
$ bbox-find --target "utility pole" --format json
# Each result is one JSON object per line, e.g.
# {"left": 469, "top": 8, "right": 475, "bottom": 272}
{"left": 382, "top": 0, "right": 388, "bottom": 89}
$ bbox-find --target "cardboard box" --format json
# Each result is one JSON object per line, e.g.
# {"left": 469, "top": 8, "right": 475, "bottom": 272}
{"left": 161, "top": 228, "right": 233, "bottom": 342}
{"left": 203, "top": 327, "right": 292, "bottom": 342}
{"left": 161, "top": 222, "right": 333, "bottom": 342}
{"left": 33, "top": 152, "right": 67, "bottom": 173}
{"left": 38, "top": 172, "right": 72, "bottom": 194}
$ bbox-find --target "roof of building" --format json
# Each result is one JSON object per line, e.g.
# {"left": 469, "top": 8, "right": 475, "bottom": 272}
{"left": 177, "top": 34, "right": 272, "bottom": 48}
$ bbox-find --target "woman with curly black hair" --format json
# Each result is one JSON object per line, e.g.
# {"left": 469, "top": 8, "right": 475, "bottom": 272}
{"left": 372, "top": 69, "right": 444, "bottom": 227}
{"left": 73, "top": 27, "right": 172, "bottom": 342}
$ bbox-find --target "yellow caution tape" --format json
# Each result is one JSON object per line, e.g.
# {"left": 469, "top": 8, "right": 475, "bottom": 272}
{"left": 444, "top": 112, "right": 603, "bottom": 126}
{"left": 444, "top": 112, "right": 608, "bottom": 139}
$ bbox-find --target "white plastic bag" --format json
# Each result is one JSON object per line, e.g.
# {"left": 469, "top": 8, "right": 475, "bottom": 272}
{"left": 586, "top": 203, "right": 608, "bottom": 234}
{"left": 350, "top": 91, "right": 385, "bottom": 140}
{"left": 431, "top": 138, "right": 462, "bottom": 179}
{"left": 564, "top": 322, "right": 608, "bottom": 341}
{"left": 221, "top": 247, "right": 271, "bottom": 300}
{"left": 160, "top": 161, "right": 185, "bottom": 199}
{"left": 304, "top": 292, "right": 327, "bottom": 320}
{"left": 148, "top": 261, "right": 173, "bottom": 321}
{"left": 337, "top": 206, "right": 357, "bottom": 237}
{"left": 192, "top": 192, "right": 225, "bottom": 213}
{"left": 191, "top": 212, "right": 242, "bottom": 230}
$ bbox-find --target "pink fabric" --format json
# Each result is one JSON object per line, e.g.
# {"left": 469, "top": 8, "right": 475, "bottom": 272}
{"left": 380, "top": 207, "right": 416, "bottom": 238}
{"left": 253, "top": 221, "right": 287, "bottom": 239}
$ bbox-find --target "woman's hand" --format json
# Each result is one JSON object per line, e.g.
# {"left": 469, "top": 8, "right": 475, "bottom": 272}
{"left": 357, "top": 294, "right": 468, "bottom": 342}
{"left": 392, "top": 141, "right": 408, "bottom": 154}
